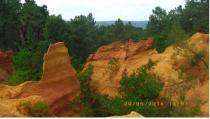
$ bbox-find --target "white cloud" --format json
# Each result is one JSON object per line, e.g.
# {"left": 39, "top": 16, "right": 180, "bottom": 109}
{"left": 22, "top": 0, "right": 185, "bottom": 21}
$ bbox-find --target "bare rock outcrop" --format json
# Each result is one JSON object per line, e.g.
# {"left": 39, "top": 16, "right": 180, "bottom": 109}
{"left": 85, "top": 38, "right": 156, "bottom": 96}
{"left": 87, "top": 38, "right": 153, "bottom": 61}
{"left": 0, "top": 95, "right": 44, "bottom": 117}
{"left": 112, "top": 111, "right": 144, "bottom": 117}
{"left": 85, "top": 33, "right": 209, "bottom": 116}
{"left": 0, "top": 42, "right": 80, "bottom": 116}
{"left": 0, "top": 51, "right": 15, "bottom": 81}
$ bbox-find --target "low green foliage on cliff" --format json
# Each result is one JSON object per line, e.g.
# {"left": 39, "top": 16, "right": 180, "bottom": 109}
{"left": 21, "top": 101, "right": 49, "bottom": 117}
{"left": 5, "top": 41, "right": 49, "bottom": 86}
{"left": 106, "top": 59, "right": 163, "bottom": 116}
{"left": 75, "top": 59, "right": 164, "bottom": 117}
{"left": 107, "top": 57, "right": 120, "bottom": 79}
{"left": 74, "top": 64, "right": 96, "bottom": 117}
{"left": 77, "top": 64, "right": 94, "bottom": 103}
{"left": 4, "top": 70, "right": 31, "bottom": 86}
{"left": 73, "top": 58, "right": 203, "bottom": 117}
{"left": 120, "top": 59, "right": 162, "bottom": 100}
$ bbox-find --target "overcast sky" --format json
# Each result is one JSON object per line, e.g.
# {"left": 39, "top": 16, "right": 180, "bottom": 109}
{"left": 21, "top": 0, "right": 186, "bottom": 21}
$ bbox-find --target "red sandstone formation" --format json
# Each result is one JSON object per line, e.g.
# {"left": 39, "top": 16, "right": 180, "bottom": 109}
{"left": 87, "top": 38, "right": 154, "bottom": 61}
{"left": 0, "top": 42, "right": 80, "bottom": 116}
{"left": 18, "top": 42, "right": 80, "bottom": 116}
{"left": 0, "top": 51, "right": 15, "bottom": 81}
{"left": 85, "top": 33, "right": 209, "bottom": 116}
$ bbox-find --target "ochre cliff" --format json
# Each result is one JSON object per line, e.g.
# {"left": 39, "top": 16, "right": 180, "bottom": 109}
{"left": 0, "top": 42, "right": 80, "bottom": 116}
{"left": 85, "top": 33, "right": 209, "bottom": 116}
{"left": 0, "top": 51, "right": 15, "bottom": 81}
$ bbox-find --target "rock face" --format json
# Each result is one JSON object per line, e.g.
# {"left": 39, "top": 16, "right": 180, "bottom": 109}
{"left": 87, "top": 38, "right": 153, "bottom": 61}
{"left": 0, "top": 95, "right": 44, "bottom": 117}
{"left": 86, "top": 38, "right": 154, "bottom": 96}
{"left": 85, "top": 33, "right": 209, "bottom": 116}
{"left": 19, "top": 42, "right": 80, "bottom": 116}
{"left": 0, "top": 42, "right": 80, "bottom": 116}
{"left": 0, "top": 51, "right": 15, "bottom": 81}
{"left": 112, "top": 111, "right": 144, "bottom": 117}
{"left": 85, "top": 38, "right": 156, "bottom": 96}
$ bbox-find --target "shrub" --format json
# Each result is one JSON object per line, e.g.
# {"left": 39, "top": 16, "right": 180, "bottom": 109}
{"left": 80, "top": 103, "right": 95, "bottom": 117}
{"left": 76, "top": 64, "right": 112, "bottom": 117}
{"left": 120, "top": 59, "right": 162, "bottom": 99}
{"left": 190, "top": 51, "right": 204, "bottom": 66}
{"left": 71, "top": 56, "right": 84, "bottom": 73}
{"left": 106, "top": 59, "right": 164, "bottom": 117}
{"left": 77, "top": 64, "right": 94, "bottom": 102}
{"left": 76, "top": 64, "right": 95, "bottom": 116}
{"left": 190, "top": 103, "right": 202, "bottom": 116}
{"left": 158, "top": 99, "right": 203, "bottom": 117}
{"left": 13, "top": 49, "right": 33, "bottom": 70}
{"left": 29, "top": 40, "right": 50, "bottom": 79}
{"left": 4, "top": 70, "right": 31, "bottom": 86}
{"left": 91, "top": 94, "right": 112, "bottom": 117}
{"left": 69, "top": 96, "right": 81, "bottom": 112}
{"left": 21, "top": 101, "right": 49, "bottom": 117}
{"left": 107, "top": 58, "right": 120, "bottom": 79}
{"left": 153, "top": 36, "right": 169, "bottom": 53}
{"left": 174, "top": 41, "right": 208, "bottom": 68}
{"left": 4, "top": 69, "right": 41, "bottom": 86}
{"left": 6, "top": 41, "right": 50, "bottom": 86}
{"left": 108, "top": 58, "right": 120, "bottom": 71}
{"left": 159, "top": 62, "right": 203, "bottom": 117}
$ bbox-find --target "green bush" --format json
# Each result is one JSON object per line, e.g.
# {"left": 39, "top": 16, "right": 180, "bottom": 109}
{"left": 74, "top": 65, "right": 94, "bottom": 117}
{"left": 190, "top": 51, "right": 204, "bottom": 66}
{"left": 71, "top": 56, "right": 84, "bottom": 73}
{"left": 158, "top": 100, "right": 202, "bottom": 117}
{"left": 28, "top": 40, "right": 51, "bottom": 79}
{"left": 13, "top": 49, "right": 33, "bottom": 70}
{"left": 4, "top": 69, "right": 41, "bottom": 86}
{"left": 120, "top": 59, "right": 163, "bottom": 100}
{"left": 6, "top": 41, "right": 49, "bottom": 86}
{"left": 104, "top": 59, "right": 164, "bottom": 117}
{"left": 153, "top": 36, "right": 169, "bottom": 53}
{"left": 190, "top": 103, "right": 202, "bottom": 116}
{"left": 80, "top": 103, "right": 95, "bottom": 117}
{"left": 21, "top": 101, "right": 49, "bottom": 117}
{"left": 108, "top": 58, "right": 119, "bottom": 70}
{"left": 174, "top": 41, "right": 208, "bottom": 69}
{"left": 76, "top": 64, "right": 112, "bottom": 117}
{"left": 77, "top": 64, "right": 94, "bottom": 102}
{"left": 107, "top": 58, "right": 120, "bottom": 79}
{"left": 91, "top": 94, "right": 112, "bottom": 117}
{"left": 4, "top": 70, "right": 31, "bottom": 86}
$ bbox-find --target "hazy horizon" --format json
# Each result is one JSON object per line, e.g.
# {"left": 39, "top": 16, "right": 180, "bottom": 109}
{"left": 21, "top": 0, "right": 185, "bottom": 21}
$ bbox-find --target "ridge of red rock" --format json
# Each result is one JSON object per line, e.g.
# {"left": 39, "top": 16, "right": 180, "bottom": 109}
{"left": 18, "top": 42, "right": 80, "bottom": 116}
{"left": 0, "top": 51, "right": 15, "bottom": 81}
{"left": 87, "top": 38, "right": 153, "bottom": 61}
{"left": 85, "top": 33, "right": 209, "bottom": 116}
{"left": 0, "top": 42, "right": 80, "bottom": 116}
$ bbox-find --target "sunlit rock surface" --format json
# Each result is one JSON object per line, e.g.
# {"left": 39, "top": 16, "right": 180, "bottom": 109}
{"left": 0, "top": 51, "right": 14, "bottom": 81}
{"left": 112, "top": 111, "right": 144, "bottom": 117}
{"left": 85, "top": 33, "right": 209, "bottom": 116}
{"left": 0, "top": 42, "right": 80, "bottom": 116}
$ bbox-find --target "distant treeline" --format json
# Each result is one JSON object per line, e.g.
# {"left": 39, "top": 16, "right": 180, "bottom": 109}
{"left": 96, "top": 21, "right": 148, "bottom": 28}
{"left": 0, "top": 0, "right": 209, "bottom": 80}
